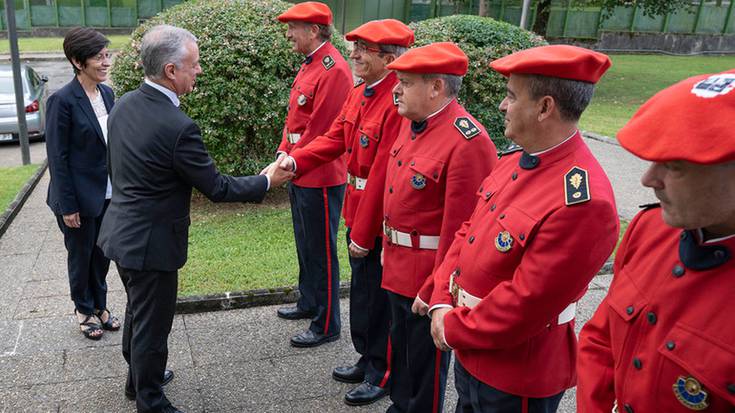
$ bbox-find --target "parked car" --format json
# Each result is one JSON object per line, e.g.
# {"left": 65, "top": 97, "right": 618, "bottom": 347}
{"left": 0, "top": 64, "right": 48, "bottom": 143}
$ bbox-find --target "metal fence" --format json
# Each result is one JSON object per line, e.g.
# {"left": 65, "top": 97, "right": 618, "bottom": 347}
{"left": 0, "top": 0, "right": 184, "bottom": 30}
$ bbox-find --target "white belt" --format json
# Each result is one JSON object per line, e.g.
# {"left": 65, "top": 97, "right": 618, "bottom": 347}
{"left": 347, "top": 173, "right": 367, "bottom": 190}
{"left": 383, "top": 221, "right": 439, "bottom": 250}
{"left": 287, "top": 133, "right": 301, "bottom": 144}
{"left": 449, "top": 275, "right": 577, "bottom": 325}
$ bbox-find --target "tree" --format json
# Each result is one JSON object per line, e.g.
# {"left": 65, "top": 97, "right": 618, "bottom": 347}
{"left": 531, "top": 0, "right": 692, "bottom": 37}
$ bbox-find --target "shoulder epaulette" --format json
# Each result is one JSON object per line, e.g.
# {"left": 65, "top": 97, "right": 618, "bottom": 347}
{"left": 453, "top": 117, "right": 481, "bottom": 140}
{"left": 564, "top": 166, "right": 591, "bottom": 206}
{"left": 497, "top": 144, "right": 522, "bottom": 159}
{"left": 322, "top": 55, "right": 335, "bottom": 71}
{"left": 638, "top": 202, "right": 661, "bottom": 210}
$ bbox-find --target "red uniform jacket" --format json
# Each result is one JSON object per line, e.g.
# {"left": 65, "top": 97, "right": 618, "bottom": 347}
{"left": 290, "top": 72, "right": 402, "bottom": 248}
{"left": 577, "top": 206, "right": 735, "bottom": 412}
{"left": 429, "top": 133, "right": 619, "bottom": 398}
{"left": 382, "top": 100, "right": 496, "bottom": 299}
{"left": 278, "top": 42, "right": 351, "bottom": 188}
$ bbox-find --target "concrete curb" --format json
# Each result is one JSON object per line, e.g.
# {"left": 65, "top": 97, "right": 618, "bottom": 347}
{"left": 582, "top": 130, "right": 620, "bottom": 146}
{"left": 0, "top": 52, "right": 67, "bottom": 62}
{"left": 0, "top": 159, "right": 48, "bottom": 239}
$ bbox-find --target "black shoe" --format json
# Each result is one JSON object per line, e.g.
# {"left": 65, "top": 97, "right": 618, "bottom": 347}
{"left": 332, "top": 365, "right": 365, "bottom": 384}
{"left": 289, "top": 330, "right": 340, "bottom": 348}
{"left": 161, "top": 405, "right": 185, "bottom": 413}
{"left": 124, "top": 369, "right": 175, "bottom": 400}
{"left": 344, "top": 382, "right": 388, "bottom": 406}
{"left": 277, "top": 306, "right": 314, "bottom": 320}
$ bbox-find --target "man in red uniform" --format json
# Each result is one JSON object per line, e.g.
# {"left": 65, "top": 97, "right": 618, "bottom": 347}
{"left": 577, "top": 70, "right": 735, "bottom": 413}
{"left": 381, "top": 42, "right": 497, "bottom": 413}
{"left": 427, "top": 45, "right": 619, "bottom": 413}
{"left": 273, "top": 2, "right": 352, "bottom": 348}
{"left": 278, "top": 19, "right": 414, "bottom": 406}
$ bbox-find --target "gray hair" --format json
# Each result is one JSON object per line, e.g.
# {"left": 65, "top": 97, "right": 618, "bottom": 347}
{"left": 317, "top": 24, "right": 333, "bottom": 41}
{"left": 422, "top": 73, "right": 464, "bottom": 97}
{"left": 378, "top": 44, "right": 408, "bottom": 57}
{"left": 526, "top": 74, "right": 595, "bottom": 122}
{"left": 140, "top": 24, "right": 197, "bottom": 80}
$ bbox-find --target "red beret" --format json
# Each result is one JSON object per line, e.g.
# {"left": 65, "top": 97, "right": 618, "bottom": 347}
{"left": 345, "top": 19, "right": 415, "bottom": 48}
{"left": 386, "top": 42, "right": 468, "bottom": 76}
{"left": 277, "top": 1, "right": 332, "bottom": 25}
{"left": 618, "top": 70, "right": 735, "bottom": 164}
{"left": 490, "top": 45, "right": 611, "bottom": 84}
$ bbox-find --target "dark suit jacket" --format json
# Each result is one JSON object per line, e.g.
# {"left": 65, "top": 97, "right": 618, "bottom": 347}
{"left": 46, "top": 77, "right": 114, "bottom": 217}
{"left": 97, "top": 83, "right": 268, "bottom": 272}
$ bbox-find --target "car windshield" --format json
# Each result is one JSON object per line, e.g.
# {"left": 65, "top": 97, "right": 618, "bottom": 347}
{"left": 0, "top": 75, "right": 28, "bottom": 94}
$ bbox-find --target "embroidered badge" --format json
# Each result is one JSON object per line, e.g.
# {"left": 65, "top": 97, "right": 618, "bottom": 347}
{"left": 495, "top": 231, "right": 513, "bottom": 252}
{"left": 360, "top": 134, "right": 369, "bottom": 148}
{"left": 354, "top": 78, "right": 365, "bottom": 88}
{"left": 673, "top": 376, "right": 709, "bottom": 410}
{"left": 691, "top": 73, "right": 735, "bottom": 98}
{"left": 322, "top": 55, "right": 335, "bottom": 70}
{"left": 393, "top": 93, "right": 399, "bottom": 106}
{"left": 297, "top": 94, "right": 307, "bottom": 106}
{"left": 564, "top": 166, "right": 590, "bottom": 206}
{"left": 453, "top": 117, "right": 480, "bottom": 140}
{"left": 411, "top": 173, "right": 426, "bottom": 190}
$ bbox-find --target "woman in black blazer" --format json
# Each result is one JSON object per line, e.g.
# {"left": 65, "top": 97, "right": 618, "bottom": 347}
{"left": 46, "top": 27, "right": 120, "bottom": 340}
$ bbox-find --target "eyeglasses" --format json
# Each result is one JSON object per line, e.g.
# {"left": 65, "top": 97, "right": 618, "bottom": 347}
{"left": 92, "top": 52, "right": 112, "bottom": 61}
{"left": 353, "top": 41, "right": 383, "bottom": 54}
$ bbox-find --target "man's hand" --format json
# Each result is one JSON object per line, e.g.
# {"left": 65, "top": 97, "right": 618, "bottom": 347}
{"left": 348, "top": 241, "right": 369, "bottom": 258}
{"left": 267, "top": 163, "right": 295, "bottom": 188}
{"left": 430, "top": 307, "right": 452, "bottom": 351}
{"left": 277, "top": 155, "right": 295, "bottom": 172}
{"left": 411, "top": 296, "right": 429, "bottom": 316}
{"left": 62, "top": 212, "right": 81, "bottom": 228}
{"left": 380, "top": 249, "right": 384, "bottom": 266}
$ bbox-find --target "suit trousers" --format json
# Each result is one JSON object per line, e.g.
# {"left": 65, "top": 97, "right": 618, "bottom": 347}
{"left": 288, "top": 182, "right": 344, "bottom": 336}
{"left": 56, "top": 200, "right": 110, "bottom": 315}
{"left": 118, "top": 265, "right": 177, "bottom": 413}
{"left": 387, "top": 291, "right": 450, "bottom": 413}
{"left": 454, "top": 360, "right": 564, "bottom": 413}
{"left": 346, "top": 228, "right": 390, "bottom": 387}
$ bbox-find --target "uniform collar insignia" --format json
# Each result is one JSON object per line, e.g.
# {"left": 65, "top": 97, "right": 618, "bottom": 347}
{"left": 363, "top": 87, "right": 375, "bottom": 97}
{"left": 411, "top": 119, "right": 428, "bottom": 134}
{"left": 519, "top": 152, "right": 540, "bottom": 169}
{"left": 679, "top": 230, "right": 731, "bottom": 270}
{"left": 303, "top": 55, "right": 313, "bottom": 65}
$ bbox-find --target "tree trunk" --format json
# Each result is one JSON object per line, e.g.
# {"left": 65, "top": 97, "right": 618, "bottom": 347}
{"left": 479, "top": 0, "right": 488, "bottom": 16}
{"left": 531, "top": 0, "right": 553, "bottom": 36}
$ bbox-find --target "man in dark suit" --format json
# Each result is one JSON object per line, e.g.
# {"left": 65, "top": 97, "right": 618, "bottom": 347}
{"left": 97, "top": 25, "right": 293, "bottom": 413}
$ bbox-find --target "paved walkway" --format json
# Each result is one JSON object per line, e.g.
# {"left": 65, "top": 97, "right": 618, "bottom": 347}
{"left": 0, "top": 133, "right": 652, "bottom": 412}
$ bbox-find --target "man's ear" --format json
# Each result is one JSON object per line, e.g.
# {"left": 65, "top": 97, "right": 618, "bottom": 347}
{"left": 431, "top": 77, "right": 444, "bottom": 99}
{"left": 163, "top": 63, "right": 176, "bottom": 81}
{"left": 537, "top": 96, "right": 556, "bottom": 122}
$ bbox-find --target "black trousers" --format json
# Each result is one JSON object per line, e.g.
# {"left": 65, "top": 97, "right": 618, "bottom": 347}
{"left": 346, "top": 228, "right": 391, "bottom": 387}
{"left": 288, "top": 182, "right": 344, "bottom": 336}
{"left": 56, "top": 200, "right": 110, "bottom": 315}
{"left": 118, "top": 265, "right": 177, "bottom": 413}
{"left": 387, "top": 291, "right": 450, "bottom": 413}
{"left": 454, "top": 360, "right": 565, "bottom": 413}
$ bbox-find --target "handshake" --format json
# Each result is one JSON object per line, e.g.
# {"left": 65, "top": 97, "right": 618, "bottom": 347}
{"left": 260, "top": 153, "right": 297, "bottom": 188}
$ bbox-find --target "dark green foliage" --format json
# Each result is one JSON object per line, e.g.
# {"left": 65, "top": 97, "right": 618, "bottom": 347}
{"left": 411, "top": 14, "right": 546, "bottom": 149}
{"left": 111, "top": 0, "right": 348, "bottom": 175}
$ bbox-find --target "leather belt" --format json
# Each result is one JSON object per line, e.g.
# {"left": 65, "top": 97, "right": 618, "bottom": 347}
{"left": 449, "top": 272, "right": 577, "bottom": 325}
{"left": 347, "top": 173, "right": 367, "bottom": 190}
{"left": 287, "top": 133, "right": 301, "bottom": 144}
{"left": 383, "top": 221, "right": 439, "bottom": 250}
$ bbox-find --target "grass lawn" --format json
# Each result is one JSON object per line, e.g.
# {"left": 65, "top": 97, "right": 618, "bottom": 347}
{"left": 179, "top": 189, "right": 351, "bottom": 297}
{"left": 0, "top": 34, "right": 131, "bottom": 54}
{"left": 0, "top": 164, "right": 40, "bottom": 213}
{"left": 580, "top": 54, "right": 735, "bottom": 138}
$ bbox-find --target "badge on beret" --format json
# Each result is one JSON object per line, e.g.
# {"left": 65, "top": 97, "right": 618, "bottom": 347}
{"left": 495, "top": 231, "right": 513, "bottom": 252}
{"left": 411, "top": 173, "right": 426, "bottom": 190}
{"left": 673, "top": 376, "right": 708, "bottom": 410}
{"left": 359, "top": 134, "right": 369, "bottom": 148}
{"left": 297, "top": 94, "right": 307, "bottom": 106}
{"left": 564, "top": 166, "right": 590, "bottom": 206}
{"left": 454, "top": 117, "right": 480, "bottom": 140}
{"left": 691, "top": 73, "right": 735, "bottom": 98}
{"left": 322, "top": 55, "right": 335, "bottom": 70}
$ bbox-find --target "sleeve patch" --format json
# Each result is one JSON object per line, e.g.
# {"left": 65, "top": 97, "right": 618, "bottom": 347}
{"left": 564, "top": 166, "right": 591, "bottom": 206}
{"left": 322, "top": 55, "right": 335, "bottom": 71}
{"left": 454, "top": 117, "right": 481, "bottom": 140}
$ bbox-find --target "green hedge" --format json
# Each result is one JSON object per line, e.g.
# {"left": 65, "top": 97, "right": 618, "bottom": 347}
{"left": 411, "top": 15, "right": 546, "bottom": 149}
{"left": 111, "top": 0, "right": 348, "bottom": 176}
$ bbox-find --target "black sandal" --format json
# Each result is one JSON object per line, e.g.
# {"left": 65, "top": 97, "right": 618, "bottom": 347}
{"left": 75, "top": 309, "right": 103, "bottom": 340}
{"left": 95, "top": 308, "right": 121, "bottom": 331}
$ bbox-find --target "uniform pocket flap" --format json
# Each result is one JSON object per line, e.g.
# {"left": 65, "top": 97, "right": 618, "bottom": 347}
{"left": 658, "top": 322, "right": 735, "bottom": 404}
{"left": 607, "top": 271, "right": 648, "bottom": 322}
{"left": 359, "top": 121, "right": 381, "bottom": 142}
{"left": 295, "top": 82, "right": 316, "bottom": 99}
{"left": 496, "top": 205, "right": 537, "bottom": 248}
{"left": 408, "top": 156, "right": 445, "bottom": 183}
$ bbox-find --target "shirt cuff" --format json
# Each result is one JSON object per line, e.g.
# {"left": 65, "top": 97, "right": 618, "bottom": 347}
{"left": 265, "top": 174, "right": 271, "bottom": 191}
{"left": 276, "top": 151, "right": 287, "bottom": 160}
{"left": 350, "top": 240, "right": 369, "bottom": 252}
{"left": 442, "top": 329, "right": 453, "bottom": 351}
{"left": 288, "top": 156, "right": 297, "bottom": 172}
{"left": 428, "top": 304, "right": 453, "bottom": 319}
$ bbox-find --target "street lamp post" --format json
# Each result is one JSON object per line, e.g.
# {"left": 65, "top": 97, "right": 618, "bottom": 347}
{"left": 5, "top": 0, "right": 31, "bottom": 165}
{"left": 520, "top": 0, "right": 532, "bottom": 29}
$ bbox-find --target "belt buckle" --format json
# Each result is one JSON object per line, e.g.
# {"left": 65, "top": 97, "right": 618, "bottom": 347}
{"left": 450, "top": 272, "right": 459, "bottom": 305}
{"left": 384, "top": 225, "right": 392, "bottom": 243}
